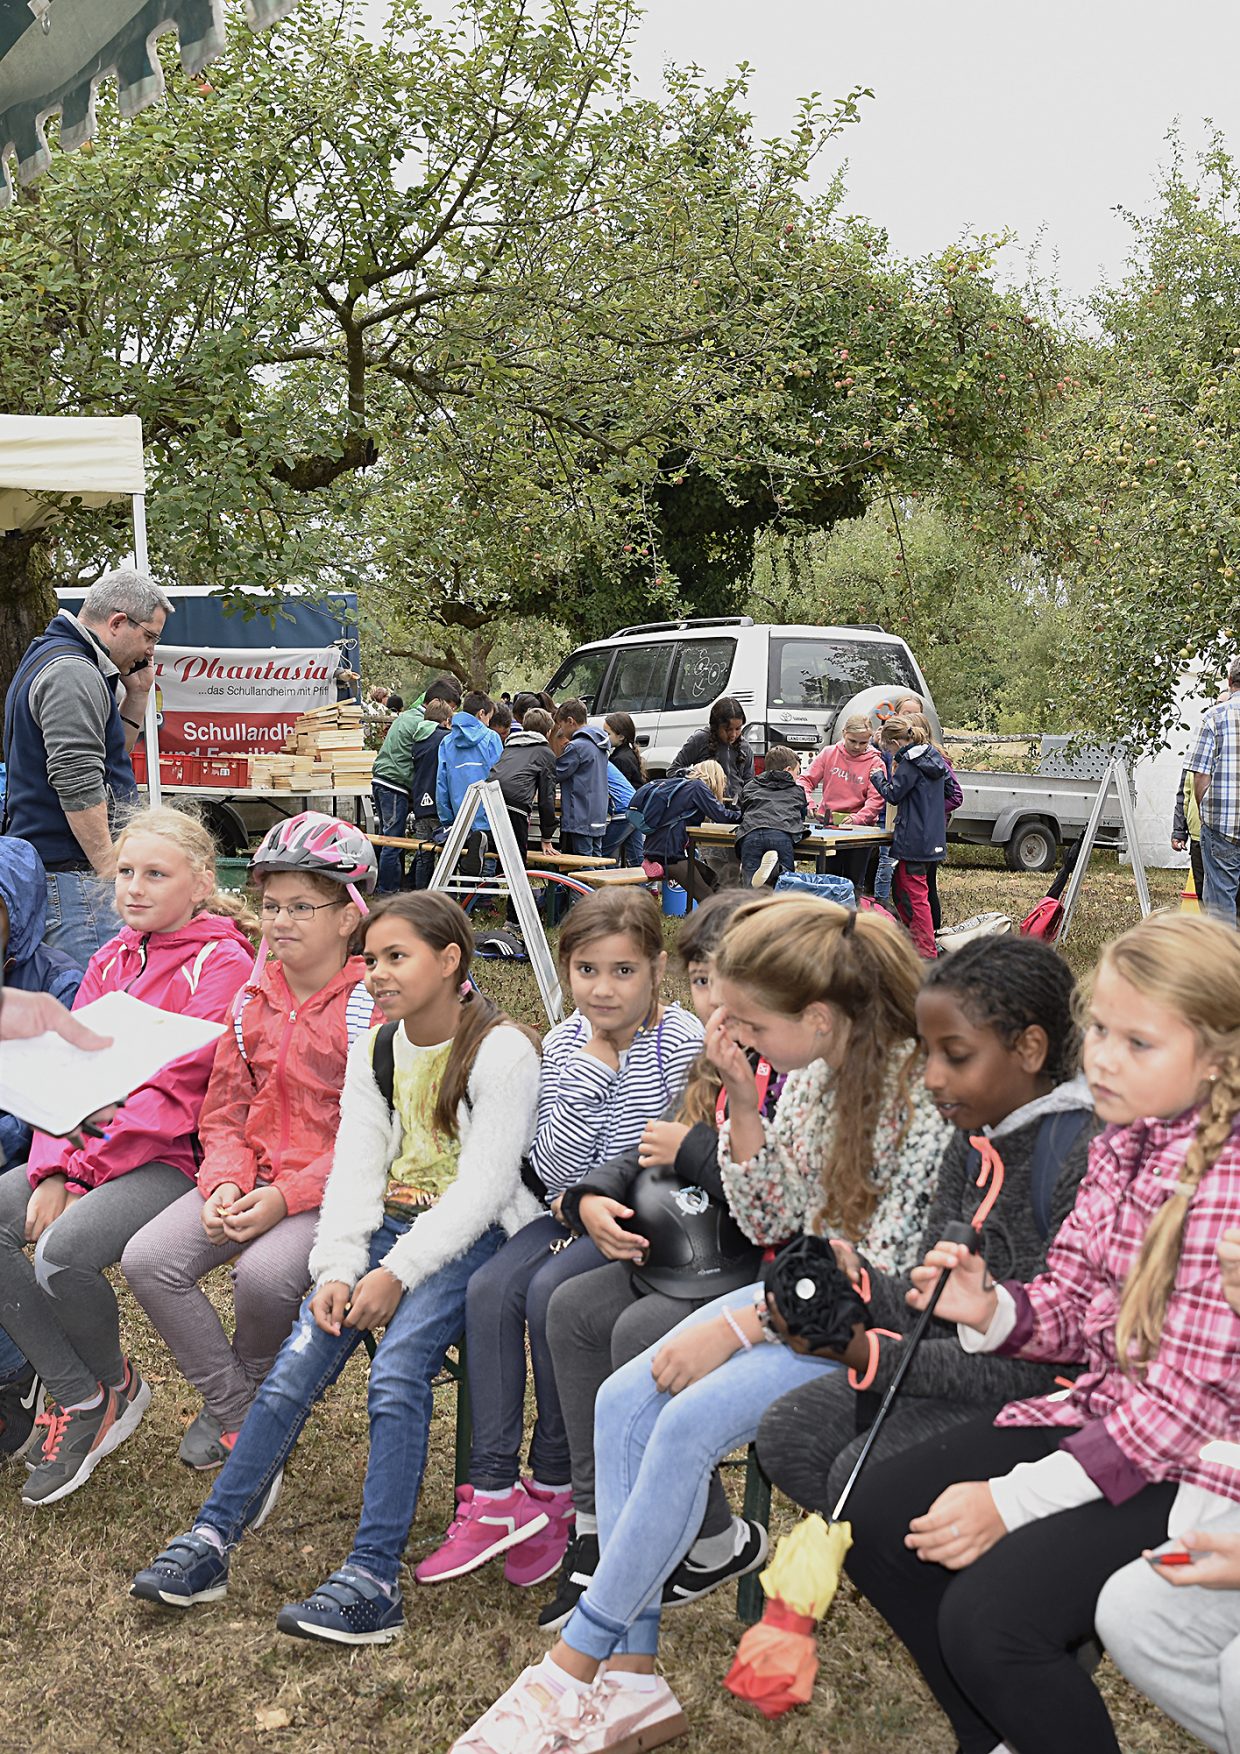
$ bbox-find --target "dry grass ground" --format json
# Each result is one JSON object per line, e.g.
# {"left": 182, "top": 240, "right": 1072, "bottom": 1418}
{"left": 0, "top": 851, "right": 1200, "bottom": 1754}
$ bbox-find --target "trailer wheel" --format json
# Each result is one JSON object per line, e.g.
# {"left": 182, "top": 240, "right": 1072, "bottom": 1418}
{"left": 200, "top": 800, "right": 250, "bottom": 857}
{"left": 1004, "top": 820, "right": 1059, "bottom": 874}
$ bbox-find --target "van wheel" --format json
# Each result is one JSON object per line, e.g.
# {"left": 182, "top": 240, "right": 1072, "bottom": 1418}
{"left": 1004, "top": 820, "right": 1058, "bottom": 873}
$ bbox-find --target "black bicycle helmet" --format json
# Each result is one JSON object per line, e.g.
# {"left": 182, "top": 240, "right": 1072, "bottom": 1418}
{"left": 628, "top": 1166, "right": 762, "bottom": 1300}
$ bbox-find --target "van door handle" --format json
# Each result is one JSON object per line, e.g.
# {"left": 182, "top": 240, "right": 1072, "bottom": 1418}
{"left": 636, "top": 734, "right": 650, "bottom": 746}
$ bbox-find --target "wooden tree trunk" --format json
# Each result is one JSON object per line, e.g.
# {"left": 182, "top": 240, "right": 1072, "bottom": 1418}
{"left": 0, "top": 532, "right": 55, "bottom": 699}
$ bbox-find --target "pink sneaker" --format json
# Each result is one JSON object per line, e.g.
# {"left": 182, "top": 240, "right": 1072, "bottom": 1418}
{"left": 503, "top": 1481, "right": 575, "bottom": 1588}
{"left": 415, "top": 1483, "right": 548, "bottom": 1584}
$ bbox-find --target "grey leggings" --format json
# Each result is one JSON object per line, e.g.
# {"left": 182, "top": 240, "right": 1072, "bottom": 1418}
{"left": 755, "top": 1365, "right": 993, "bottom": 1516}
{"left": 0, "top": 1160, "right": 189, "bottom": 1406}
{"left": 547, "top": 1260, "right": 732, "bottom": 1536}
{"left": 122, "top": 1188, "right": 318, "bottom": 1431}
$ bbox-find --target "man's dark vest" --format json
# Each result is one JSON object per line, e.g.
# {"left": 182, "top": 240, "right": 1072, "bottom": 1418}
{"left": 3, "top": 615, "right": 138, "bottom": 868}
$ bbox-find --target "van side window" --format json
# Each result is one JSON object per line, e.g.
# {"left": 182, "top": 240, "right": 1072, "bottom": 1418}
{"left": 666, "top": 639, "right": 736, "bottom": 711}
{"left": 598, "top": 643, "right": 675, "bottom": 714}
{"left": 769, "top": 638, "right": 918, "bottom": 712}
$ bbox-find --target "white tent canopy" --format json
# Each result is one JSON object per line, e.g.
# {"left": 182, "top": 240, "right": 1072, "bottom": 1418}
{"left": 0, "top": 412, "right": 145, "bottom": 533}
{"left": 0, "top": 410, "right": 162, "bottom": 799}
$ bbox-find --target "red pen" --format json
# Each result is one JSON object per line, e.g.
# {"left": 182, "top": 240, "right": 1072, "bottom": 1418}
{"left": 1152, "top": 1551, "right": 1194, "bottom": 1566}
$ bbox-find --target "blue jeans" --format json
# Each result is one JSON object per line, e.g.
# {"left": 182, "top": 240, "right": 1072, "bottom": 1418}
{"left": 1201, "top": 821, "right": 1240, "bottom": 926}
{"left": 42, "top": 871, "right": 118, "bottom": 966}
{"left": 738, "top": 828, "right": 796, "bottom": 886}
{"left": 196, "top": 1217, "right": 504, "bottom": 1585}
{"left": 0, "top": 1325, "right": 27, "bottom": 1385}
{"left": 563, "top": 1283, "right": 841, "bottom": 1660}
{"left": 602, "top": 815, "right": 644, "bottom": 867}
{"left": 371, "top": 781, "right": 411, "bottom": 892}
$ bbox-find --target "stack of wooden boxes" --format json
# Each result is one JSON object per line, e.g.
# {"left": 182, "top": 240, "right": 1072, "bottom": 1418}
{"left": 250, "top": 703, "right": 375, "bottom": 792}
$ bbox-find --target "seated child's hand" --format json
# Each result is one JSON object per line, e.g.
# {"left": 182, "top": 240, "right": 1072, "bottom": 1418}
{"left": 578, "top": 1193, "right": 648, "bottom": 1262}
{"left": 1220, "top": 1228, "right": 1240, "bottom": 1317}
{"left": 310, "top": 1280, "right": 351, "bottom": 1336}
{"left": 908, "top": 1238, "right": 996, "bottom": 1332}
{"left": 221, "top": 1185, "right": 288, "bottom": 1244}
{"left": 344, "top": 1266, "right": 405, "bottom": 1333}
{"left": 25, "top": 1174, "right": 74, "bottom": 1244}
{"left": 704, "top": 1007, "right": 759, "bottom": 1106}
{"left": 1146, "top": 1529, "right": 1240, "bottom": 1589}
{"left": 907, "top": 1480, "right": 1005, "bottom": 1570}
{"left": 638, "top": 1120, "right": 690, "bottom": 1168}
{"left": 652, "top": 1312, "right": 747, "bottom": 1394}
{"left": 202, "top": 1183, "right": 243, "bottom": 1242}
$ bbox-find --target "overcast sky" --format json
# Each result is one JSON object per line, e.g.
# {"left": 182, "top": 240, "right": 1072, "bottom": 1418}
{"left": 359, "top": 0, "right": 1240, "bottom": 303}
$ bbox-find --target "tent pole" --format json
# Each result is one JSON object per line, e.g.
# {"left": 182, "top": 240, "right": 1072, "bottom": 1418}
{"left": 132, "top": 492, "right": 162, "bottom": 807}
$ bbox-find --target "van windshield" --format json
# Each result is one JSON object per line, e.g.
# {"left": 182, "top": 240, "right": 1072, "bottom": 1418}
{"left": 544, "top": 647, "right": 613, "bottom": 710}
{"left": 769, "top": 638, "right": 918, "bottom": 712}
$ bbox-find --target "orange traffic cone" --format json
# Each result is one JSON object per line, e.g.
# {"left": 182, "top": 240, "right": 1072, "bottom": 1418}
{"left": 1182, "top": 862, "right": 1201, "bottom": 914}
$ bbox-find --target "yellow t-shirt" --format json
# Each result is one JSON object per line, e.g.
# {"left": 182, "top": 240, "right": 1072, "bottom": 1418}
{"left": 378, "top": 1028, "right": 461, "bottom": 1212}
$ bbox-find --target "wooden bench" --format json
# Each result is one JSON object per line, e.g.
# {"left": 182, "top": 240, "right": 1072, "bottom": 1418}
{"left": 367, "top": 833, "right": 618, "bottom": 878}
{"left": 577, "top": 867, "right": 653, "bottom": 889}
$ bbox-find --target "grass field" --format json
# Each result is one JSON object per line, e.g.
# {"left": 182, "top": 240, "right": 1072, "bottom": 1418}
{"left": 1, "top": 852, "right": 1201, "bottom": 1754}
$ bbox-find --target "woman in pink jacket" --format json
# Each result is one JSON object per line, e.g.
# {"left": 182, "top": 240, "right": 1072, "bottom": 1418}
{"left": 0, "top": 807, "right": 254, "bottom": 1508}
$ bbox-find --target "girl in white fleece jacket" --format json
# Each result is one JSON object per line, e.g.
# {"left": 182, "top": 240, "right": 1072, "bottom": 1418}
{"left": 129, "top": 893, "right": 542, "bottom": 1647}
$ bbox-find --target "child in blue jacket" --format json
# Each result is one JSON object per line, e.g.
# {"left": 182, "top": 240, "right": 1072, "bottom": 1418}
{"left": 867, "top": 715, "right": 949, "bottom": 959}
{"left": 436, "top": 691, "right": 502, "bottom": 835}
{"left": 553, "top": 701, "right": 611, "bottom": 856}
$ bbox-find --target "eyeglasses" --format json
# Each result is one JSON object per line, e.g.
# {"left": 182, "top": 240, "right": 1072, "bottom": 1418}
{"left": 260, "top": 899, "right": 345, "bottom": 920}
{"left": 124, "top": 614, "right": 163, "bottom": 644}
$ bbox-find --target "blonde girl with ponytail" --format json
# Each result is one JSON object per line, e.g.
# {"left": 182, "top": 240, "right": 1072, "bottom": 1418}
{"left": 455, "top": 898, "right": 951, "bottom": 1749}
{"left": 842, "top": 911, "right": 1240, "bottom": 1754}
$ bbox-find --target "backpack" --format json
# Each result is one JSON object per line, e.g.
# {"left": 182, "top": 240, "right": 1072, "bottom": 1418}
{"left": 369, "top": 1018, "right": 546, "bottom": 1200}
{"left": 968, "top": 1108, "right": 1091, "bottom": 1242}
{"left": 1019, "top": 896, "right": 1064, "bottom": 943}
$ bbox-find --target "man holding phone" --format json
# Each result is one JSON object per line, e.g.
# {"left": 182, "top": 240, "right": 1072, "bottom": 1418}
{"left": 2, "top": 568, "right": 171, "bottom": 964}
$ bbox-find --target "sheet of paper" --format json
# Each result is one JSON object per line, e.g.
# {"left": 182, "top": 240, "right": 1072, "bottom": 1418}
{"left": 0, "top": 990, "right": 225, "bottom": 1137}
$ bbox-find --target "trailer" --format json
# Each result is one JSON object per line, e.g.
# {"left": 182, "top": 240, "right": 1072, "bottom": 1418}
{"left": 949, "top": 738, "right": 1126, "bottom": 872}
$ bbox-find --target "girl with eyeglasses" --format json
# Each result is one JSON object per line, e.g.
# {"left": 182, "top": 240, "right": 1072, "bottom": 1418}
{"left": 123, "top": 813, "right": 380, "bottom": 1475}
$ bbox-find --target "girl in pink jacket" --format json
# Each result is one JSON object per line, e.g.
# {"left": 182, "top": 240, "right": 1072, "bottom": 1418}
{"left": 0, "top": 807, "right": 254, "bottom": 1508}
{"left": 797, "top": 714, "right": 875, "bottom": 818}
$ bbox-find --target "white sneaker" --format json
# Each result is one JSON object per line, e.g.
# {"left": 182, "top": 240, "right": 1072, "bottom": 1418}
{"left": 752, "top": 849, "right": 780, "bottom": 888}
{"left": 452, "top": 1661, "right": 597, "bottom": 1753}
{"left": 250, "top": 1465, "right": 284, "bottom": 1531}
{"left": 579, "top": 1672, "right": 689, "bottom": 1752}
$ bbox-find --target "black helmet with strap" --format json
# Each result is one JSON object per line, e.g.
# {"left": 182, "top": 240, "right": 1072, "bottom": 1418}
{"left": 628, "top": 1166, "right": 762, "bottom": 1300}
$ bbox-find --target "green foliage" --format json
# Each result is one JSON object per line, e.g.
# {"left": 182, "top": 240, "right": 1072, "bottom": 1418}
{"left": 1040, "top": 132, "right": 1240, "bottom": 746}
{"left": 748, "top": 502, "right": 1076, "bottom": 731}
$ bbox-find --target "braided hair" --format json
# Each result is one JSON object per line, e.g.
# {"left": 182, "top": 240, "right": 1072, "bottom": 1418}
{"left": 922, "top": 936, "right": 1080, "bottom": 1085}
{"left": 1103, "top": 913, "right": 1240, "bottom": 1368}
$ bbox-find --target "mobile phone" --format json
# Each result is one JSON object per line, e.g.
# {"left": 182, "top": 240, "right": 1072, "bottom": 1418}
{"left": 128, "top": 657, "right": 150, "bottom": 675}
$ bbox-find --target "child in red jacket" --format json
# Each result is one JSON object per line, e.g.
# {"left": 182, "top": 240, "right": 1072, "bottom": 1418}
{"left": 0, "top": 807, "right": 255, "bottom": 1507}
{"left": 124, "top": 813, "right": 380, "bottom": 1471}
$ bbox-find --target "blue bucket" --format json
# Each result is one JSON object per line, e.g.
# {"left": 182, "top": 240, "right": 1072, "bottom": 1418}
{"left": 661, "top": 878, "right": 689, "bottom": 917}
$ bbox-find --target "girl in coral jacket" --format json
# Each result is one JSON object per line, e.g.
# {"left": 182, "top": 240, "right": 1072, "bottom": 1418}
{"left": 124, "top": 813, "right": 381, "bottom": 1471}
{"left": 0, "top": 807, "right": 255, "bottom": 1508}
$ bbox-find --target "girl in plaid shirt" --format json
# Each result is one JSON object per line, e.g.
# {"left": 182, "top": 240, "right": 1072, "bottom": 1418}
{"left": 843, "top": 912, "right": 1240, "bottom": 1754}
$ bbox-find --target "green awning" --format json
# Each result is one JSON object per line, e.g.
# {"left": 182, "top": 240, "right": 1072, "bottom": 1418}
{"left": 0, "top": 0, "right": 300, "bottom": 204}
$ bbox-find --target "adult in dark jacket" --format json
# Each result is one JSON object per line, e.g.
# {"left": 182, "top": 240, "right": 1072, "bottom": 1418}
{"left": 735, "top": 746, "right": 808, "bottom": 887}
{"left": 668, "top": 695, "right": 753, "bottom": 796}
{"left": 630, "top": 770, "right": 739, "bottom": 904}
{"left": 3, "top": 569, "right": 169, "bottom": 964}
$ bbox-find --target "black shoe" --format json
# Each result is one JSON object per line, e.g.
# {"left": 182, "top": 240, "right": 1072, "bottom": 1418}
{"left": 0, "top": 1369, "right": 44, "bottom": 1459}
{"left": 536, "top": 1531, "right": 599, "bottom": 1633}
{"left": 661, "top": 1517, "right": 768, "bottom": 1609}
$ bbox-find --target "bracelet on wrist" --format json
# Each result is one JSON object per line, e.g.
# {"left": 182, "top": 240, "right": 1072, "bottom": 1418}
{"left": 752, "top": 1286, "right": 784, "bottom": 1344}
{"left": 121, "top": 714, "right": 142, "bottom": 730}
{"left": 721, "top": 1307, "right": 752, "bottom": 1352}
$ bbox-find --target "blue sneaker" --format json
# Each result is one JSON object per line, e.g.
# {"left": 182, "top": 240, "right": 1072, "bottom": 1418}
{"left": 131, "top": 1531, "right": 229, "bottom": 1608}
{"left": 275, "top": 1566, "right": 404, "bottom": 1645}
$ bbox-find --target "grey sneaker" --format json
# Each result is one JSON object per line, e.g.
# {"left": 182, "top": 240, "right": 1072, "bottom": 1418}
{"left": 178, "top": 1409, "right": 235, "bottom": 1471}
{"left": 250, "top": 1464, "right": 284, "bottom": 1532}
{"left": 21, "top": 1387, "right": 130, "bottom": 1506}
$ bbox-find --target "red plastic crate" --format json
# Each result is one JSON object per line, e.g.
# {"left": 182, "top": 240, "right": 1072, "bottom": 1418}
{"left": 201, "top": 757, "right": 249, "bottom": 787}
{"left": 130, "top": 748, "right": 147, "bottom": 783}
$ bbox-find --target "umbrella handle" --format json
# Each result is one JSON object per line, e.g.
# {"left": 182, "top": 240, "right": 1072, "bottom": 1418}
{"left": 829, "top": 1220, "right": 979, "bottom": 1524}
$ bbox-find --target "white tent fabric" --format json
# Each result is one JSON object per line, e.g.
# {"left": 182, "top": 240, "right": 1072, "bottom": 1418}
{"left": 0, "top": 411, "right": 145, "bottom": 532}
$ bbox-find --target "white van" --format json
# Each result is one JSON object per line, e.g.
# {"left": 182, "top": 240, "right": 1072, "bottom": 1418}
{"left": 543, "top": 617, "right": 938, "bottom": 775}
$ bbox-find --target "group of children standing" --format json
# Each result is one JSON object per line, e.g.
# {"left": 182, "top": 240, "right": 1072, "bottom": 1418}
{"left": 5, "top": 779, "right": 1240, "bottom": 1754}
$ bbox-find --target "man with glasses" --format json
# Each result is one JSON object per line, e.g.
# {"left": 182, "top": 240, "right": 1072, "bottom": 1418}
{"left": 3, "top": 568, "right": 172, "bottom": 963}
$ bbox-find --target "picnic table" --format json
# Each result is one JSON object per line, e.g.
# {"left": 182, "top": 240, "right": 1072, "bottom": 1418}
{"left": 685, "top": 822, "right": 891, "bottom": 901}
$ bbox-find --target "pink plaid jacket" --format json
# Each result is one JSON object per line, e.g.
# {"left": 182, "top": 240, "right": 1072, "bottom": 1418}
{"left": 996, "top": 1108, "right": 1240, "bottom": 1504}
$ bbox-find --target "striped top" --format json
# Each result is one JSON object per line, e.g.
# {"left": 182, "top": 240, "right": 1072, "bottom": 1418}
{"left": 530, "top": 1003, "right": 705, "bottom": 1197}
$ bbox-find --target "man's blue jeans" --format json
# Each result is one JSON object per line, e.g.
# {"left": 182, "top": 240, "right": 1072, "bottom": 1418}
{"left": 42, "top": 871, "right": 118, "bottom": 967}
{"left": 1201, "top": 822, "right": 1240, "bottom": 926}
{"left": 602, "top": 815, "right": 644, "bottom": 867}
{"left": 196, "top": 1216, "right": 505, "bottom": 1586}
{"left": 563, "top": 1283, "right": 841, "bottom": 1660}
{"left": 738, "top": 828, "right": 796, "bottom": 886}
{"left": 371, "top": 782, "right": 411, "bottom": 892}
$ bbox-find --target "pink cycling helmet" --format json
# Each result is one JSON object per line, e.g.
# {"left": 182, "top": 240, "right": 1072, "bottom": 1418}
{"left": 250, "top": 811, "right": 378, "bottom": 906}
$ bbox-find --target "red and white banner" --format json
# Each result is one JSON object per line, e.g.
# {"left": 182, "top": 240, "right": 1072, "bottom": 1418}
{"left": 151, "top": 645, "right": 335, "bottom": 756}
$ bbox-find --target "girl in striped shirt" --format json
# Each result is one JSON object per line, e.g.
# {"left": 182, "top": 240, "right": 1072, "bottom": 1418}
{"left": 415, "top": 889, "right": 702, "bottom": 1594}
